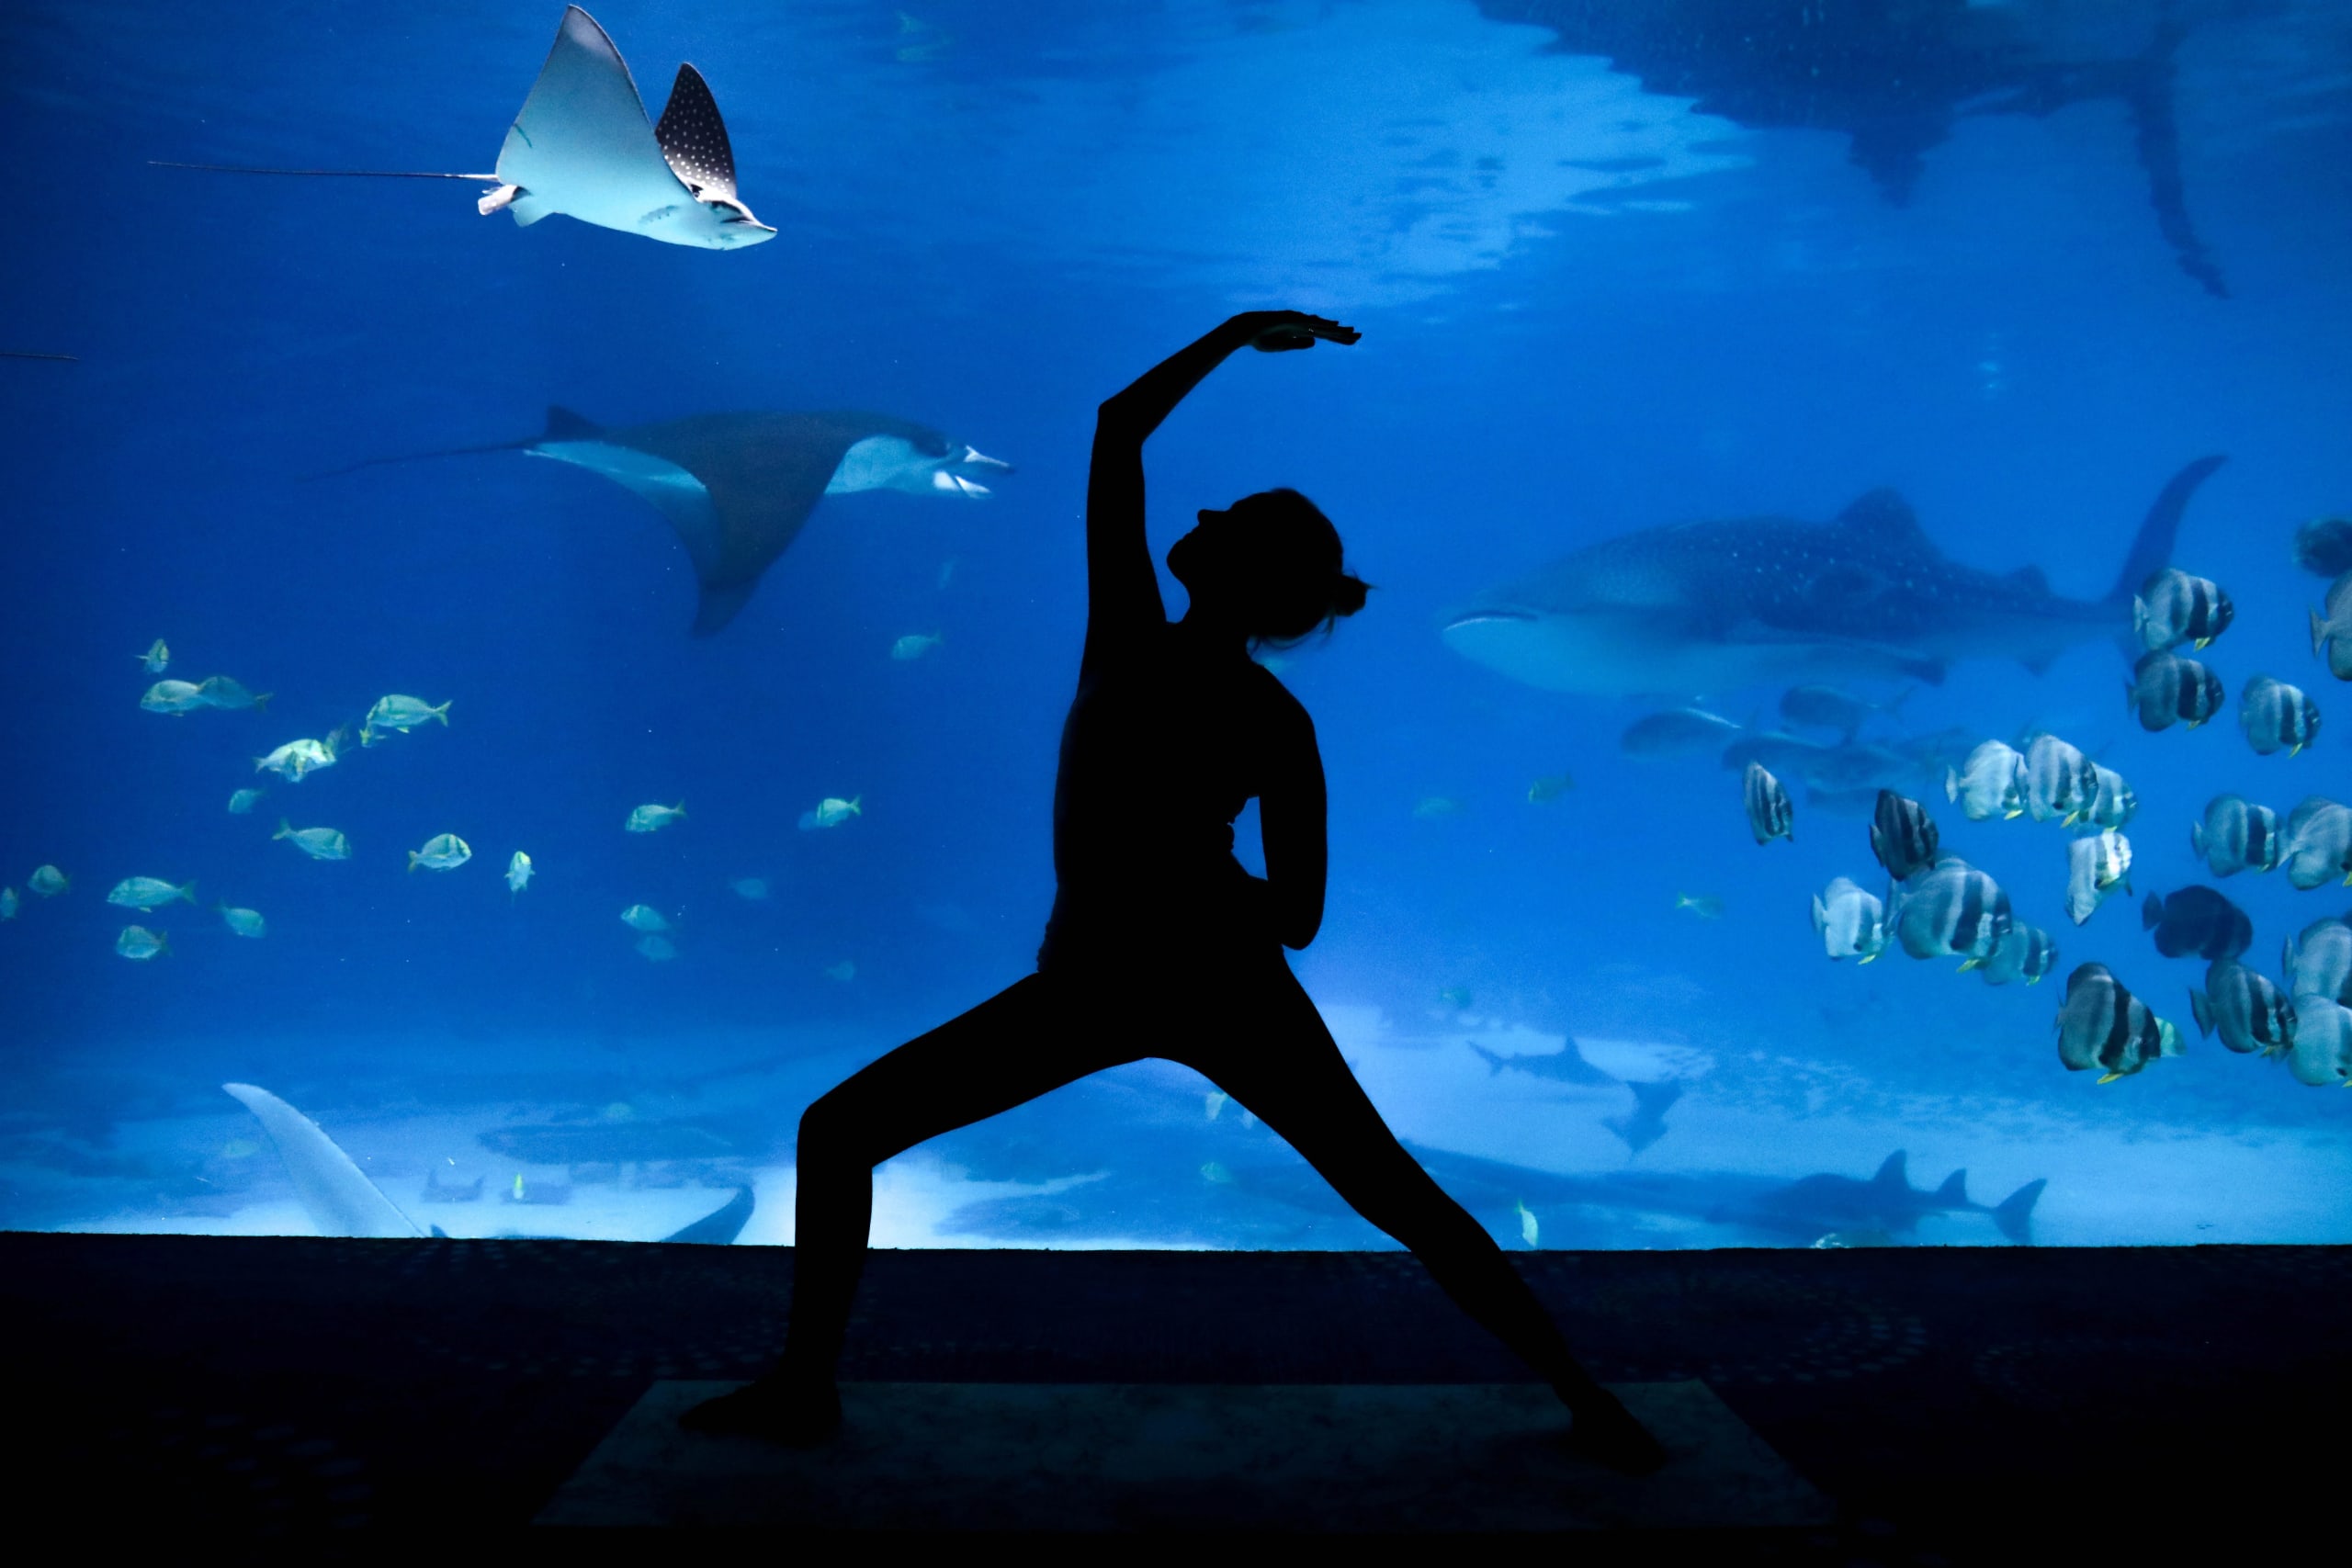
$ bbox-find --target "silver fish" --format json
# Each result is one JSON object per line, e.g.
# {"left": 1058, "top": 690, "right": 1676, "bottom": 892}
{"left": 2128, "top": 651, "right": 2223, "bottom": 732}
{"left": 2238, "top": 675, "right": 2320, "bottom": 757}
{"left": 2024, "top": 734, "right": 2098, "bottom": 826}
{"left": 2055, "top": 962, "right": 2182, "bottom": 1084}
{"left": 2281, "top": 796, "right": 2352, "bottom": 890}
{"left": 1945, "top": 741, "right": 2027, "bottom": 821}
{"left": 2132, "top": 567, "right": 2233, "bottom": 652}
{"left": 2086, "top": 764, "right": 2137, "bottom": 830}
{"left": 2282, "top": 917, "right": 2352, "bottom": 1007}
{"left": 2286, "top": 998, "right": 2352, "bottom": 1087}
{"left": 1889, "top": 858, "right": 2011, "bottom": 965}
{"left": 1743, "top": 762, "right": 1793, "bottom": 845}
{"left": 2190, "top": 795, "right": 2280, "bottom": 877}
{"left": 1869, "top": 791, "right": 1939, "bottom": 881}
{"left": 1977, "top": 923, "right": 2058, "bottom": 987}
{"left": 2065, "top": 830, "right": 2133, "bottom": 927}
{"left": 1810, "top": 876, "right": 1886, "bottom": 962}
{"left": 2309, "top": 570, "right": 2352, "bottom": 682}
{"left": 2188, "top": 960, "right": 2296, "bottom": 1057}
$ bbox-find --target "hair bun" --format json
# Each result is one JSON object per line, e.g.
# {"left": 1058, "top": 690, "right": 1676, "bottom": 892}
{"left": 1329, "top": 571, "right": 1371, "bottom": 617}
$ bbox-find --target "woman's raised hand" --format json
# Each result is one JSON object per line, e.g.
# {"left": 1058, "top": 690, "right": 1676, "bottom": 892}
{"left": 1236, "top": 310, "right": 1362, "bottom": 352}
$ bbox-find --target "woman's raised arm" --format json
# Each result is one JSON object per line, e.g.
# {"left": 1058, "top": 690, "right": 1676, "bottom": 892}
{"left": 1083, "top": 312, "right": 1358, "bottom": 673}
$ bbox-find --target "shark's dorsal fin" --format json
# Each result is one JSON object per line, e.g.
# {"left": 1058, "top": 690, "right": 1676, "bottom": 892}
{"left": 545, "top": 404, "right": 602, "bottom": 441}
{"left": 1934, "top": 1168, "right": 1971, "bottom": 1205}
{"left": 1835, "top": 489, "right": 1925, "bottom": 541}
{"left": 1871, "top": 1150, "right": 1909, "bottom": 1188}
{"left": 655, "top": 63, "right": 739, "bottom": 200}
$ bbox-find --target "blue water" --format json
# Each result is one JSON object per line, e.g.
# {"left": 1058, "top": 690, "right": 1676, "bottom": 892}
{"left": 2, "top": 0, "right": 2346, "bottom": 1248}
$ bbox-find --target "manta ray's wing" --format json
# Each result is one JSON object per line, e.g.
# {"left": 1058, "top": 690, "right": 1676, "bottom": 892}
{"left": 529, "top": 410, "right": 875, "bottom": 636}
{"left": 223, "top": 1082, "right": 424, "bottom": 1239}
{"left": 494, "top": 6, "right": 689, "bottom": 232}
{"left": 653, "top": 63, "right": 740, "bottom": 199}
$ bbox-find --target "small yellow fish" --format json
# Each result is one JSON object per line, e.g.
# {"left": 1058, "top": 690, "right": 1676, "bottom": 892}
{"left": 408, "top": 833, "right": 472, "bottom": 873}
{"left": 513, "top": 1173, "right": 527, "bottom": 1201}
{"left": 115, "top": 925, "right": 168, "bottom": 961}
{"left": 1200, "top": 1161, "right": 1234, "bottom": 1185}
{"left": 28, "top": 865, "right": 68, "bottom": 897}
{"left": 620, "top": 904, "right": 673, "bottom": 933}
{"left": 219, "top": 1137, "right": 260, "bottom": 1160}
{"left": 137, "top": 638, "right": 169, "bottom": 673}
{"left": 1205, "top": 1091, "right": 1227, "bottom": 1121}
{"left": 1515, "top": 1200, "right": 1539, "bottom": 1249}
{"left": 823, "top": 959, "right": 856, "bottom": 982}
{"left": 0, "top": 886, "right": 17, "bottom": 920}
{"left": 254, "top": 737, "right": 340, "bottom": 781}
{"left": 362, "top": 694, "right": 451, "bottom": 742}
{"left": 729, "top": 876, "right": 770, "bottom": 901}
{"left": 108, "top": 877, "right": 197, "bottom": 912}
{"left": 141, "top": 679, "right": 209, "bottom": 715}
{"left": 218, "top": 905, "right": 266, "bottom": 939}
{"left": 1675, "top": 893, "right": 1725, "bottom": 919}
{"left": 799, "top": 796, "right": 862, "bottom": 831}
{"left": 274, "top": 820, "right": 350, "bottom": 861}
{"left": 505, "top": 851, "right": 533, "bottom": 898}
{"left": 625, "top": 801, "right": 686, "bottom": 833}
{"left": 194, "top": 675, "right": 270, "bottom": 712}
{"left": 637, "top": 933, "right": 680, "bottom": 962}
{"left": 227, "top": 787, "right": 266, "bottom": 815}
{"left": 1412, "top": 796, "right": 1464, "bottom": 819}
{"left": 890, "top": 632, "right": 944, "bottom": 660}
{"left": 1438, "top": 987, "right": 1473, "bottom": 1010}
{"left": 1527, "top": 773, "right": 1576, "bottom": 803}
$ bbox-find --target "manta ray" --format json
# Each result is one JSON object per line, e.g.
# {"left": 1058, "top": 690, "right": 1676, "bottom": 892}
{"left": 154, "top": 7, "right": 774, "bottom": 250}
{"left": 329, "top": 406, "right": 1009, "bottom": 634}
{"left": 1443, "top": 455, "right": 2225, "bottom": 699}
{"left": 223, "top": 1082, "right": 754, "bottom": 1243}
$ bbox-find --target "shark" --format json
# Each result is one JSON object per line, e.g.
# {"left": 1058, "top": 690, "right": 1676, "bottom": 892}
{"left": 327, "top": 405, "right": 1009, "bottom": 635}
{"left": 154, "top": 7, "right": 775, "bottom": 251}
{"left": 1415, "top": 1145, "right": 2045, "bottom": 1247}
{"left": 223, "top": 1082, "right": 753, "bottom": 1243}
{"left": 1443, "top": 455, "right": 2225, "bottom": 699}
{"left": 1601, "top": 1080, "right": 1682, "bottom": 1159}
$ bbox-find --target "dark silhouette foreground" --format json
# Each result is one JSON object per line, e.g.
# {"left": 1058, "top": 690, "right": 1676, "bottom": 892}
{"left": 684, "top": 311, "right": 1665, "bottom": 1474}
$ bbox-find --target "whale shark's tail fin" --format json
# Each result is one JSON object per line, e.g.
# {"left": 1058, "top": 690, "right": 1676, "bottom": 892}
{"left": 1992, "top": 1178, "right": 2048, "bottom": 1245}
{"left": 2104, "top": 456, "right": 2228, "bottom": 610}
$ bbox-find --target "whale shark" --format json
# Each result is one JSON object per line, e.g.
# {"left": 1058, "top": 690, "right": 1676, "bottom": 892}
{"left": 1443, "top": 455, "right": 2225, "bottom": 699}
{"left": 327, "top": 405, "right": 1009, "bottom": 635}
{"left": 154, "top": 7, "right": 775, "bottom": 251}
{"left": 223, "top": 1082, "right": 753, "bottom": 1243}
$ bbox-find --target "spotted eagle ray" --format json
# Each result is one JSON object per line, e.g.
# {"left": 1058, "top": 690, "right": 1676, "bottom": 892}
{"left": 328, "top": 407, "right": 1008, "bottom": 635}
{"left": 153, "top": 7, "right": 774, "bottom": 250}
{"left": 1443, "top": 456, "right": 2224, "bottom": 699}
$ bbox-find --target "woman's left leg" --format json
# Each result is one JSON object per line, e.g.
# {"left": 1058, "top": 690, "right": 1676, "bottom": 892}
{"left": 1181, "top": 966, "right": 1667, "bottom": 1471}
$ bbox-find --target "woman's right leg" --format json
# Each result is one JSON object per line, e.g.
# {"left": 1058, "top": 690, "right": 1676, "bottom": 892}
{"left": 685, "top": 972, "right": 1124, "bottom": 1438}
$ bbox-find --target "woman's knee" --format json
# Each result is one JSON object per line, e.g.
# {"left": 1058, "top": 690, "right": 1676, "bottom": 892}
{"left": 796, "top": 1089, "right": 873, "bottom": 1169}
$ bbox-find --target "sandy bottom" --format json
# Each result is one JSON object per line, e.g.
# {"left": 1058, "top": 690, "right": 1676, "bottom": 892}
{"left": 23, "top": 1003, "right": 2352, "bottom": 1248}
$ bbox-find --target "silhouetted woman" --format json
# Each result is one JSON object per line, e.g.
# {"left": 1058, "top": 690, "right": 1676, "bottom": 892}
{"left": 686, "top": 310, "right": 1664, "bottom": 1472}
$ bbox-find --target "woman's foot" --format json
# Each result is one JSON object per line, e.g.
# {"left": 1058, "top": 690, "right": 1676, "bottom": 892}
{"left": 1560, "top": 1384, "right": 1669, "bottom": 1476}
{"left": 679, "top": 1376, "right": 842, "bottom": 1446}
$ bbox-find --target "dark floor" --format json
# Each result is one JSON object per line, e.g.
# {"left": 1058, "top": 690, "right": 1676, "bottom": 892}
{"left": 4, "top": 1234, "right": 2341, "bottom": 1555}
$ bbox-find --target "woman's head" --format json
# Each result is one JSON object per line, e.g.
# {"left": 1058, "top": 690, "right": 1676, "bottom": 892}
{"left": 1168, "top": 489, "right": 1371, "bottom": 644}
